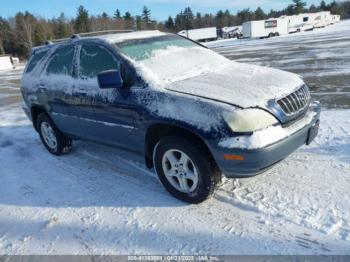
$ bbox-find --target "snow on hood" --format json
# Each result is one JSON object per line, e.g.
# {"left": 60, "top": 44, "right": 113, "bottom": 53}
{"left": 166, "top": 62, "right": 305, "bottom": 109}
{"left": 129, "top": 45, "right": 304, "bottom": 109}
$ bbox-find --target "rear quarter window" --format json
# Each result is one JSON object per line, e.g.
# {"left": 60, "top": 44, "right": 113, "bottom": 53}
{"left": 25, "top": 49, "right": 49, "bottom": 74}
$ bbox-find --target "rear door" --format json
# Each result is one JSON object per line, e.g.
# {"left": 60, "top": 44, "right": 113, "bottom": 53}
{"left": 42, "top": 44, "right": 81, "bottom": 135}
{"left": 76, "top": 43, "right": 138, "bottom": 150}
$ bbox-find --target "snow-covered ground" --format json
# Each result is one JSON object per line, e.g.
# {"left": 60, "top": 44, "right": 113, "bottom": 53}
{"left": 206, "top": 19, "right": 350, "bottom": 109}
{"left": 1, "top": 25, "right": 350, "bottom": 254}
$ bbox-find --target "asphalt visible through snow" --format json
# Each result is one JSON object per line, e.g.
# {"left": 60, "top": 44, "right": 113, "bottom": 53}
{"left": 207, "top": 20, "right": 350, "bottom": 109}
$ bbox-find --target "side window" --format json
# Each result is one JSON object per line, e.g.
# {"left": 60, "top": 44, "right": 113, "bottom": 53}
{"left": 46, "top": 45, "right": 75, "bottom": 76}
{"left": 25, "top": 49, "right": 49, "bottom": 74}
{"left": 79, "top": 44, "right": 119, "bottom": 79}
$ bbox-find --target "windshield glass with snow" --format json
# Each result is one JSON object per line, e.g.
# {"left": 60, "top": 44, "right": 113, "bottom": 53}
{"left": 116, "top": 35, "right": 229, "bottom": 84}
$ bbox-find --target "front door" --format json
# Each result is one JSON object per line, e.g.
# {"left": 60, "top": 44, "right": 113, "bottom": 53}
{"left": 76, "top": 43, "right": 139, "bottom": 151}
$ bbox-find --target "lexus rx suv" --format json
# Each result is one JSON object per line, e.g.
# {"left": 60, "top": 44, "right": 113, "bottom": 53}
{"left": 21, "top": 30, "right": 320, "bottom": 203}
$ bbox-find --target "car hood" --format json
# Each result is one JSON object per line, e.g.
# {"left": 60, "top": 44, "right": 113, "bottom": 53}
{"left": 165, "top": 61, "right": 304, "bottom": 109}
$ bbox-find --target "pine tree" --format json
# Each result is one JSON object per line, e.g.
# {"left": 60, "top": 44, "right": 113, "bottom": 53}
{"left": 293, "top": 0, "right": 306, "bottom": 14}
{"left": 164, "top": 16, "right": 175, "bottom": 32}
{"left": 33, "top": 22, "right": 46, "bottom": 45}
{"left": 216, "top": 10, "right": 225, "bottom": 28}
{"left": 74, "top": 5, "right": 91, "bottom": 33}
{"left": 141, "top": 6, "right": 151, "bottom": 24}
{"left": 135, "top": 15, "right": 142, "bottom": 30}
{"left": 194, "top": 12, "right": 203, "bottom": 28}
{"left": 254, "top": 7, "right": 266, "bottom": 20}
{"left": 114, "top": 9, "right": 121, "bottom": 19}
{"left": 0, "top": 17, "right": 11, "bottom": 54}
{"left": 123, "top": 11, "right": 134, "bottom": 29}
{"left": 183, "top": 7, "right": 194, "bottom": 29}
{"left": 320, "top": 1, "right": 327, "bottom": 11}
{"left": 309, "top": 4, "right": 318, "bottom": 12}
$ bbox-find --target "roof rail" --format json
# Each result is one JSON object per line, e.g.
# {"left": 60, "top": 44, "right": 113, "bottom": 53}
{"left": 74, "top": 30, "right": 134, "bottom": 38}
{"left": 46, "top": 30, "right": 135, "bottom": 45}
{"left": 50, "top": 37, "right": 71, "bottom": 43}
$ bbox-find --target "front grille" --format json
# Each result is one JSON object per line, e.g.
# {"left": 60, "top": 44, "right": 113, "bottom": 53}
{"left": 277, "top": 85, "right": 310, "bottom": 116}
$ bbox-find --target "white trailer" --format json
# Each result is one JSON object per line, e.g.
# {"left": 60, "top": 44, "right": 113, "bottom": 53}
{"left": 243, "top": 18, "right": 288, "bottom": 38}
{"left": 332, "top": 15, "right": 341, "bottom": 23}
{"left": 178, "top": 27, "right": 217, "bottom": 42}
{"left": 0, "top": 55, "right": 14, "bottom": 71}
{"left": 280, "top": 14, "right": 314, "bottom": 33}
{"left": 312, "top": 11, "right": 332, "bottom": 28}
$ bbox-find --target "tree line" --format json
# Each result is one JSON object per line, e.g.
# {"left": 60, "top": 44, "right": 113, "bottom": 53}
{"left": 0, "top": 0, "right": 349, "bottom": 58}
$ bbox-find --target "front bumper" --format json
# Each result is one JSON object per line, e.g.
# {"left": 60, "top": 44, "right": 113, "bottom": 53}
{"left": 209, "top": 103, "right": 321, "bottom": 178}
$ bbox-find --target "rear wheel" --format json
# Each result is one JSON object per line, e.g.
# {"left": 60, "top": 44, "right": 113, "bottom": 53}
{"left": 154, "top": 136, "right": 221, "bottom": 203}
{"left": 37, "top": 113, "right": 72, "bottom": 156}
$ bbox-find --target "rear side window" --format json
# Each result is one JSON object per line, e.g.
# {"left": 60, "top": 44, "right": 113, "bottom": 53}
{"left": 25, "top": 49, "right": 49, "bottom": 74}
{"left": 46, "top": 45, "right": 75, "bottom": 76}
{"left": 79, "top": 45, "right": 119, "bottom": 79}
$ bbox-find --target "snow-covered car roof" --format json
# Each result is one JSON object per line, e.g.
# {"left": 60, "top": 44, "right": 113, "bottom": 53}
{"left": 92, "top": 30, "right": 168, "bottom": 43}
{"left": 32, "top": 30, "right": 169, "bottom": 52}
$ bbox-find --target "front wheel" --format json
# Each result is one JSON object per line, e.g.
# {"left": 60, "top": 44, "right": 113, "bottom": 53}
{"left": 37, "top": 113, "right": 72, "bottom": 156}
{"left": 154, "top": 136, "right": 221, "bottom": 203}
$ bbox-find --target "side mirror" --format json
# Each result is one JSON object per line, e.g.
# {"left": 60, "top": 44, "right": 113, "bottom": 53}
{"left": 97, "top": 70, "right": 124, "bottom": 89}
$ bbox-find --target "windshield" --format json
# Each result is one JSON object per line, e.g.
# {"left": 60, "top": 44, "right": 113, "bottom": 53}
{"left": 117, "top": 35, "right": 198, "bottom": 61}
{"left": 116, "top": 35, "right": 229, "bottom": 84}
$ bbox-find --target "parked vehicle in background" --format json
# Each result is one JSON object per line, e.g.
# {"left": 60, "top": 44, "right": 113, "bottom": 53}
{"left": 243, "top": 18, "right": 288, "bottom": 38}
{"left": 178, "top": 27, "right": 217, "bottom": 42}
{"left": 312, "top": 11, "right": 332, "bottom": 28}
{"left": 331, "top": 14, "right": 341, "bottom": 24}
{"left": 11, "top": 57, "right": 20, "bottom": 68}
{"left": 0, "top": 55, "right": 15, "bottom": 70}
{"left": 280, "top": 14, "right": 314, "bottom": 33}
{"left": 220, "top": 26, "right": 243, "bottom": 39}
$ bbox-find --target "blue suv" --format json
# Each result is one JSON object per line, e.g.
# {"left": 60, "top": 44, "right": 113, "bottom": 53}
{"left": 21, "top": 30, "right": 320, "bottom": 203}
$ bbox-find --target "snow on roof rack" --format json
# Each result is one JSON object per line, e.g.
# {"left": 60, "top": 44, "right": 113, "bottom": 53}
{"left": 46, "top": 30, "right": 135, "bottom": 44}
{"left": 74, "top": 30, "right": 134, "bottom": 38}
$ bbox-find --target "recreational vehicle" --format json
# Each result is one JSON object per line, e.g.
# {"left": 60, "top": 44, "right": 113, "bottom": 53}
{"left": 312, "top": 11, "right": 332, "bottom": 28}
{"left": 280, "top": 14, "right": 314, "bottom": 33}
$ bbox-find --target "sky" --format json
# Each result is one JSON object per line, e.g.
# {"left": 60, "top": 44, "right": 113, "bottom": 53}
{"left": 0, "top": 0, "right": 332, "bottom": 21}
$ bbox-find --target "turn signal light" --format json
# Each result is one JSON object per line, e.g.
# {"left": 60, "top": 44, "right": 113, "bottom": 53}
{"left": 224, "top": 154, "right": 245, "bottom": 161}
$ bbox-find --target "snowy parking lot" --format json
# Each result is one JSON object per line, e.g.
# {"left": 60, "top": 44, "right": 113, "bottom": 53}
{"left": 207, "top": 19, "right": 350, "bottom": 109}
{"left": 0, "top": 21, "right": 350, "bottom": 255}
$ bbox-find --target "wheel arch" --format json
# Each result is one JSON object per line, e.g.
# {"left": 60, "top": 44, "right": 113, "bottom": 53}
{"left": 30, "top": 105, "right": 47, "bottom": 131}
{"left": 144, "top": 123, "right": 216, "bottom": 169}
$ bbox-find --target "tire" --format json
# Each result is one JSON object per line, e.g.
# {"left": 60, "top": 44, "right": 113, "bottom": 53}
{"left": 36, "top": 113, "right": 72, "bottom": 156}
{"left": 153, "top": 136, "right": 221, "bottom": 204}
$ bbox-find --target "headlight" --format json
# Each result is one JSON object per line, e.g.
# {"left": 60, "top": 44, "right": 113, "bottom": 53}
{"left": 223, "top": 109, "right": 278, "bottom": 133}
